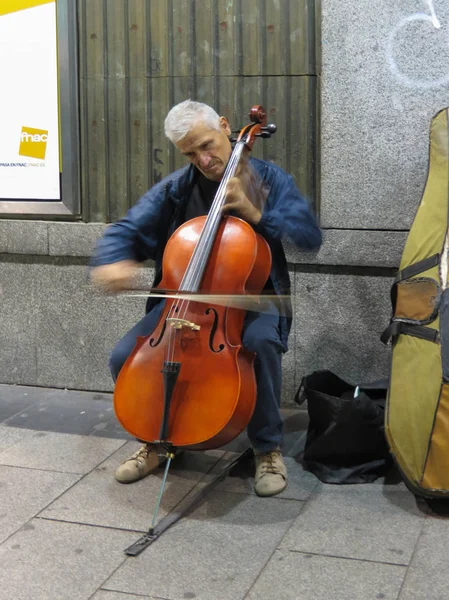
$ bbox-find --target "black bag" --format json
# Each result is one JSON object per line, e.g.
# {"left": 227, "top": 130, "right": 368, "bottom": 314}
{"left": 295, "top": 370, "right": 393, "bottom": 484}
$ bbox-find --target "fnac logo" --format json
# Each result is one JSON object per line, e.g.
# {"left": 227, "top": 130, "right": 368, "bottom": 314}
{"left": 19, "top": 127, "right": 48, "bottom": 160}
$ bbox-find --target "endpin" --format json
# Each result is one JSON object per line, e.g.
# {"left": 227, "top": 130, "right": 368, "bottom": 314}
{"left": 150, "top": 450, "right": 175, "bottom": 530}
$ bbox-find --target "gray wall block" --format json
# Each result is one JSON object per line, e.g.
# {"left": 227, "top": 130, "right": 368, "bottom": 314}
{"left": 35, "top": 263, "right": 121, "bottom": 391}
{"left": 1, "top": 221, "right": 406, "bottom": 269}
{"left": 294, "top": 269, "right": 393, "bottom": 386}
{"left": 285, "top": 230, "right": 406, "bottom": 268}
{"left": 0, "top": 259, "right": 39, "bottom": 385}
{"left": 0, "top": 257, "right": 394, "bottom": 400}
{"left": 0, "top": 221, "right": 48, "bottom": 255}
{"left": 35, "top": 264, "right": 155, "bottom": 391}
{"left": 282, "top": 269, "right": 297, "bottom": 405}
{"left": 0, "top": 258, "right": 157, "bottom": 392}
{"left": 321, "top": 0, "right": 449, "bottom": 229}
{"left": 48, "top": 222, "right": 107, "bottom": 257}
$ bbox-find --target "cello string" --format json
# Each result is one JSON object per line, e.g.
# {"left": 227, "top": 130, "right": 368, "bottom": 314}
{"left": 176, "top": 142, "right": 244, "bottom": 314}
{"left": 169, "top": 141, "right": 242, "bottom": 317}
{"left": 186, "top": 145, "right": 245, "bottom": 292}
{"left": 178, "top": 142, "right": 244, "bottom": 294}
{"left": 169, "top": 144, "right": 244, "bottom": 367}
{"left": 165, "top": 141, "right": 245, "bottom": 367}
{"left": 175, "top": 142, "right": 244, "bottom": 326}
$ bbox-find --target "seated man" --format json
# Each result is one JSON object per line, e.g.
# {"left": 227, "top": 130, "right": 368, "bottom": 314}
{"left": 90, "top": 99, "right": 322, "bottom": 497}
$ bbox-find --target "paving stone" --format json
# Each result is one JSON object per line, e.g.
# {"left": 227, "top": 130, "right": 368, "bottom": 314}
{"left": 0, "top": 384, "right": 62, "bottom": 404}
{"left": 93, "top": 593, "right": 157, "bottom": 600}
{"left": 398, "top": 516, "right": 449, "bottom": 600}
{"left": 0, "top": 384, "right": 40, "bottom": 422}
{"left": 0, "top": 384, "right": 132, "bottom": 440}
{"left": 0, "top": 465, "right": 80, "bottom": 544}
{"left": 40, "top": 443, "right": 224, "bottom": 532}
{"left": 104, "top": 491, "right": 304, "bottom": 600}
{"left": 0, "top": 518, "right": 135, "bottom": 600}
{"left": 0, "top": 431, "right": 125, "bottom": 474}
{"left": 282, "top": 409, "right": 309, "bottom": 456}
{"left": 4, "top": 388, "right": 116, "bottom": 436}
{"left": 219, "top": 430, "right": 252, "bottom": 453}
{"left": 280, "top": 484, "right": 426, "bottom": 565}
{"left": 89, "top": 417, "right": 135, "bottom": 440}
{"left": 246, "top": 549, "right": 406, "bottom": 600}
{"left": 218, "top": 409, "right": 307, "bottom": 456}
{"left": 214, "top": 453, "right": 318, "bottom": 501}
{"left": 0, "top": 425, "right": 33, "bottom": 454}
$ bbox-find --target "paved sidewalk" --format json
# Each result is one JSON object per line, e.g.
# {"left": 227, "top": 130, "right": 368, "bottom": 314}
{"left": 0, "top": 383, "right": 448, "bottom": 600}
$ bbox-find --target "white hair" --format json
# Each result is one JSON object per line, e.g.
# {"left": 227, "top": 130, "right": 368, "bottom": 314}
{"left": 164, "top": 100, "right": 221, "bottom": 143}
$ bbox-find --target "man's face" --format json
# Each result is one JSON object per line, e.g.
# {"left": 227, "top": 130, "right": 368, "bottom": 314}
{"left": 175, "top": 117, "right": 232, "bottom": 181}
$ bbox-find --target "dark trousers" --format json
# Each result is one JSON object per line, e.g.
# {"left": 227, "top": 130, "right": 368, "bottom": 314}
{"left": 109, "top": 301, "right": 284, "bottom": 451}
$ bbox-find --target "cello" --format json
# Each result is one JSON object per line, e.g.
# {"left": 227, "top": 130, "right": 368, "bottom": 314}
{"left": 113, "top": 105, "right": 277, "bottom": 453}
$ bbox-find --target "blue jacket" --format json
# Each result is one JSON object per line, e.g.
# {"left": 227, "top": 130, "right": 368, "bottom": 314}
{"left": 91, "top": 157, "right": 322, "bottom": 351}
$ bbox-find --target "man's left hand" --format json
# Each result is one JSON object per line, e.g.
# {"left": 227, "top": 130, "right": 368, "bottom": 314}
{"left": 222, "top": 177, "right": 262, "bottom": 225}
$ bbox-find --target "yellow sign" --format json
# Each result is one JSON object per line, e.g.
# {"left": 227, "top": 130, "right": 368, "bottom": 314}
{"left": 0, "top": 1, "right": 53, "bottom": 18}
{"left": 19, "top": 126, "right": 49, "bottom": 160}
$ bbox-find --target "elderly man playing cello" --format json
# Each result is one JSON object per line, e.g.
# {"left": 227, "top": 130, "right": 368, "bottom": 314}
{"left": 90, "top": 100, "right": 321, "bottom": 497}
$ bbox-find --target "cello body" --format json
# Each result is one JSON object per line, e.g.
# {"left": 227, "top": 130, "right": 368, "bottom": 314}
{"left": 113, "top": 105, "right": 276, "bottom": 451}
{"left": 114, "top": 214, "right": 271, "bottom": 449}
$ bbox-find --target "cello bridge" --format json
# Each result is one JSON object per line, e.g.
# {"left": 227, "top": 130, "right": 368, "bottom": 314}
{"left": 166, "top": 317, "right": 200, "bottom": 331}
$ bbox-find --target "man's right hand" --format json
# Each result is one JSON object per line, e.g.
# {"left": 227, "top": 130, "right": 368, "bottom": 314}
{"left": 90, "top": 260, "right": 140, "bottom": 293}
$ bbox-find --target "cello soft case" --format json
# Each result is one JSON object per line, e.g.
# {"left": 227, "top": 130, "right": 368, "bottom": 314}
{"left": 382, "top": 107, "right": 449, "bottom": 498}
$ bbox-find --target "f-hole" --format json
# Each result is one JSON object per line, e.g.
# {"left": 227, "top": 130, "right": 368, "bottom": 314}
{"left": 205, "top": 307, "right": 225, "bottom": 353}
{"left": 149, "top": 305, "right": 179, "bottom": 347}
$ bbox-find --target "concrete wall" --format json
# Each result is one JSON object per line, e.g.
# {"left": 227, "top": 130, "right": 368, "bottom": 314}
{"left": 0, "top": 221, "right": 402, "bottom": 404}
{"left": 321, "top": 0, "right": 449, "bottom": 229}
{"left": 3, "top": 0, "right": 447, "bottom": 401}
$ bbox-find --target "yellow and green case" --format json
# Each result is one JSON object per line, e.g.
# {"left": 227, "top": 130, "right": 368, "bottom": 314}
{"left": 383, "top": 107, "right": 449, "bottom": 498}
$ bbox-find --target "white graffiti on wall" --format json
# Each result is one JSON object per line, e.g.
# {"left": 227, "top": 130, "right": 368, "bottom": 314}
{"left": 425, "top": 0, "right": 442, "bottom": 28}
{"left": 387, "top": 0, "right": 449, "bottom": 89}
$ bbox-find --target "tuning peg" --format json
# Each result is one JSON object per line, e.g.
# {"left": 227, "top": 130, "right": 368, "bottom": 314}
{"left": 261, "top": 124, "right": 277, "bottom": 134}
